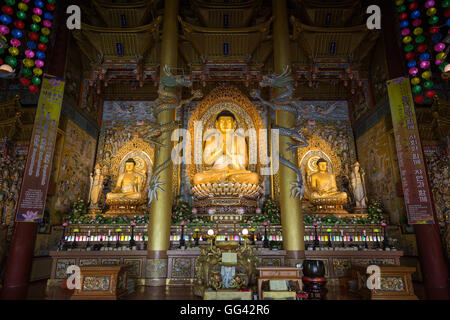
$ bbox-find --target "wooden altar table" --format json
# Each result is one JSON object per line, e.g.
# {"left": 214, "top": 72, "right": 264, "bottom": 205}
{"left": 256, "top": 267, "right": 303, "bottom": 300}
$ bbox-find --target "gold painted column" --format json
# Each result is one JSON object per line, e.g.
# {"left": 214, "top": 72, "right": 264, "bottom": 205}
{"left": 147, "top": 0, "right": 179, "bottom": 286}
{"left": 272, "top": 0, "right": 305, "bottom": 263}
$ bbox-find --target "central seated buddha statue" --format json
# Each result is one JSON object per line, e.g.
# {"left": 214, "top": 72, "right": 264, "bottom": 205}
{"left": 106, "top": 158, "right": 144, "bottom": 201}
{"left": 309, "top": 158, "right": 347, "bottom": 203}
{"left": 193, "top": 111, "right": 259, "bottom": 186}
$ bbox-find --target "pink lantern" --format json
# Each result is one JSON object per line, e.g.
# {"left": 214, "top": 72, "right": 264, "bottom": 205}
{"left": 35, "top": 60, "right": 44, "bottom": 68}
{"left": 43, "top": 20, "right": 52, "bottom": 28}
{"left": 401, "top": 28, "right": 410, "bottom": 36}
{"left": 0, "top": 25, "right": 9, "bottom": 35}
{"left": 435, "top": 60, "right": 442, "bottom": 65}
{"left": 425, "top": 0, "right": 435, "bottom": 8}
{"left": 22, "top": 0, "right": 31, "bottom": 2}
{"left": 25, "top": 50, "right": 35, "bottom": 58}
{"left": 409, "top": 67, "right": 419, "bottom": 76}
{"left": 10, "top": 38, "right": 21, "bottom": 47}
{"left": 420, "top": 60, "right": 430, "bottom": 69}
{"left": 33, "top": 8, "right": 43, "bottom": 15}
{"left": 412, "top": 19, "right": 422, "bottom": 27}
{"left": 434, "top": 43, "right": 445, "bottom": 52}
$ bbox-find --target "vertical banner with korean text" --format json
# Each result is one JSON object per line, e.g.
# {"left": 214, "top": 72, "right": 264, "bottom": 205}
{"left": 15, "top": 75, "right": 65, "bottom": 222}
{"left": 386, "top": 76, "right": 434, "bottom": 224}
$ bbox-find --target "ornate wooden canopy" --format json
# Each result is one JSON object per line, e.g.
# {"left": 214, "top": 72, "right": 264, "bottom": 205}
{"left": 92, "top": 0, "right": 157, "bottom": 28}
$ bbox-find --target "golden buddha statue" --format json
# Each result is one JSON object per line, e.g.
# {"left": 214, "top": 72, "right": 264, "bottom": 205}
{"left": 193, "top": 111, "right": 259, "bottom": 186}
{"left": 310, "top": 158, "right": 347, "bottom": 202}
{"left": 106, "top": 158, "right": 144, "bottom": 201}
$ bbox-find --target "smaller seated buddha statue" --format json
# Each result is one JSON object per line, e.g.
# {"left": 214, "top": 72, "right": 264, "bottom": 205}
{"left": 309, "top": 158, "right": 347, "bottom": 213}
{"left": 106, "top": 158, "right": 145, "bottom": 202}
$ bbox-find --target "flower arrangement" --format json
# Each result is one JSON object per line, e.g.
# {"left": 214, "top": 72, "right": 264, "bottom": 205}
{"left": 69, "top": 198, "right": 87, "bottom": 219}
{"left": 243, "top": 198, "right": 281, "bottom": 226}
{"left": 171, "top": 199, "right": 214, "bottom": 227}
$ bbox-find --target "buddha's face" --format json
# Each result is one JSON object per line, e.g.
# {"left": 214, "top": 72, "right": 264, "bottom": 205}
{"left": 216, "top": 116, "right": 235, "bottom": 133}
{"left": 125, "top": 162, "right": 135, "bottom": 172}
{"left": 318, "top": 161, "right": 327, "bottom": 172}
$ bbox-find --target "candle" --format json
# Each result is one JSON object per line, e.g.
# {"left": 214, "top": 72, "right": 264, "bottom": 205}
{"left": 340, "top": 230, "right": 343, "bottom": 236}
{"left": 108, "top": 230, "right": 111, "bottom": 236}
{"left": 363, "top": 230, "right": 366, "bottom": 236}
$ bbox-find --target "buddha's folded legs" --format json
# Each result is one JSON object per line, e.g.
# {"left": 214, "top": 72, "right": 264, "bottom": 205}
{"left": 106, "top": 192, "right": 142, "bottom": 200}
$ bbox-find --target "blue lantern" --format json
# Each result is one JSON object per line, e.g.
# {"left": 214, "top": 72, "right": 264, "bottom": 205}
{"left": 431, "top": 33, "right": 443, "bottom": 43}
{"left": 0, "top": 14, "right": 13, "bottom": 25}
{"left": 36, "top": 51, "right": 45, "bottom": 60}
{"left": 44, "top": 12, "right": 53, "bottom": 20}
{"left": 400, "top": 20, "right": 409, "bottom": 28}
{"left": 407, "top": 61, "right": 417, "bottom": 68}
{"left": 27, "top": 41, "right": 37, "bottom": 49}
{"left": 411, "top": 10, "right": 421, "bottom": 19}
{"left": 11, "top": 29, "right": 23, "bottom": 39}
{"left": 34, "top": 0, "right": 44, "bottom": 8}
{"left": 419, "top": 53, "right": 430, "bottom": 61}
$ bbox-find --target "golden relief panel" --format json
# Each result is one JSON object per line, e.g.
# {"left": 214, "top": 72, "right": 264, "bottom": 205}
{"left": 187, "top": 86, "right": 264, "bottom": 183}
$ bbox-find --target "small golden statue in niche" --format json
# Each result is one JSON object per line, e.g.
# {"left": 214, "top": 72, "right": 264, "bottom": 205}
{"left": 107, "top": 158, "right": 144, "bottom": 201}
{"left": 193, "top": 111, "right": 259, "bottom": 186}
{"left": 105, "top": 158, "right": 147, "bottom": 216}
{"left": 309, "top": 158, "right": 348, "bottom": 214}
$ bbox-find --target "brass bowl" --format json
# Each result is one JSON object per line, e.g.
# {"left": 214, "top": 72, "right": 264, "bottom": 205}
{"left": 216, "top": 241, "right": 239, "bottom": 251}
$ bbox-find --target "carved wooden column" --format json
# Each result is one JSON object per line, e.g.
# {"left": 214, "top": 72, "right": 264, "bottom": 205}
{"left": 272, "top": 0, "right": 305, "bottom": 264}
{"left": 146, "top": 0, "right": 179, "bottom": 286}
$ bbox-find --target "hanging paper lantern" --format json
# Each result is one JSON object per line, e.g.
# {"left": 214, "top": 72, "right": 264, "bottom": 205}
{"left": 407, "top": 60, "right": 417, "bottom": 68}
{"left": 428, "top": 16, "right": 439, "bottom": 24}
{"left": 20, "top": 77, "right": 31, "bottom": 86}
{"left": 420, "top": 60, "right": 430, "bottom": 69}
{"left": 431, "top": 33, "right": 443, "bottom": 42}
{"left": 404, "top": 44, "right": 415, "bottom": 52}
{"left": 39, "top": 35, "right": 48, "bottom": 44}
{"left": 419, "top": 53, "right": 430, "bottom": 61}
{"left": 29, "top": 23, "right": 39, "bottom": 32}
{"left": 18, "top": 3, "right": 28, "bottom": 11}
{"left": 409, "top": 2, "right": 419, "bottom": 11}
{"left": 406, "top": 52, "right": 415, "bottom": 60}
{"left": 4, "top": 0, "right": 16, "bottom": 6}
{"left": 421, "top": 71, "right": 432, "bottom": 79}
{"left": 409, "top": 67, "right": 419, "bottom": 76}
{"left": 434, "top": 43, "right": 445, "bottom": 52}
{"left": 425, "top": 0, "right": 435, "bottom": 8}
{"left": 2, "top": 6, "right": 14, "bottom": 15}
{"left": 28, "top": 31, "right": 38, "bottom": 41}
{"left": 34, "top": 59, "right": 44, "bottom": 68}
{"left": 23, "top": 58, "right": 34, "bottom": 67}
{"left": 37, "top": 43, "right": 47, "bottom": 51}
{"left": 414, "top": 95, "right": 425, "bottom": 104}
{"left": 0, "top": 25, "right": 10, "bottom": 35}
{"left": 417, "top": 44, "right": 427, "bottom": 52}
{"left": 5, "top": 55, "right": 17, "bottom": 67}
{"left": 423, "top": 81, "right": 434, "bottom": 89}
{"left": 8, "top": 46, "right": 19, "bottom": 56}
{"left": 22, "top": 67, "right": 32, "bottom": 77}
{"left": 43, "top": 12, "right": 52, "bottom": 20}
{"left": 29, "top": 85, "right": 39, "bottom": 93}
{"left": 425, "top": 90, "right": 436, "bottom": 98}
{"left": 401, "top": 28, "right": 410, "bottom": 36}
{"left": 34, "top": 0, "right": 44, "bottom": 8}
{"left": 411, "top": 77, "right": 421, "bottom": 85}
{"left": 31, "top": 76, "right": 41, "bottom": 85}
{"left": 403, "top": 36, "right": 413, "bottom": 44}
{"left": 16, "top": 11, "right": 26, "bottom": 20}
{"left": 415, "top": 35, "right": 425, "bottom": 43}
{"left": 41, "top": 27, "right": 50, "bottom": 36}
{"left": 413, "top": 27, "right": 423, "bottom": 36}
{"left": 0, "top": 14, "right": 13, "bottom": 25}
{"left": 412, "top": 85, "right": 422, "bottom": 94}
{"left": 31, "top": 14, "right": 41, "bottom": 24}
{"left": 35, "top": 51, "right": 45, "bottom": 59}
{"left": 25, "top": 49, "right": 35, "bottom": 58}
{"left": 42, "top": 19, "right": 51, "bottom": 28}
{"left": 435, "top": 60, "right": 442, "bottom": 65}
{"left": 436, "top": 52, "right": 447, "bottom": 60}
{"left": 399, "top": 12, "right": 408, "bottom": 20}
{"left": 412, "top": 19, "right": 422, "bottom": 27}
{"left": 32, "top": 8, "right": 42, "bottom": 16}
{"left": 426, "top": 8, "right": 437, "bottom": 16}
{"left": 400, "top": 20, "right": 409, "bottom": 28}
{"left": 411, "top": 10, "right": 421, "bottom": 19}
{"left": 27, "top": 40, "right": 36, "bottom": 49}
{"left": 10, "top": 38, "right": 20, "bottom": 47}
{"left": 32, "top": 67, "right": 42, "bottom": 76}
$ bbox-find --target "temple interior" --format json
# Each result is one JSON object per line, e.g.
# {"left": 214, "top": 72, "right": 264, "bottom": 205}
{"left": 0, "top": 0, "right": 449, "bottom": 301}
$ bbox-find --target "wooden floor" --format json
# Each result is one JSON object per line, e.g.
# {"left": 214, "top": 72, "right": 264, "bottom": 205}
{"left": 24, "top": 280, "right": 425, "bottom": 300}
